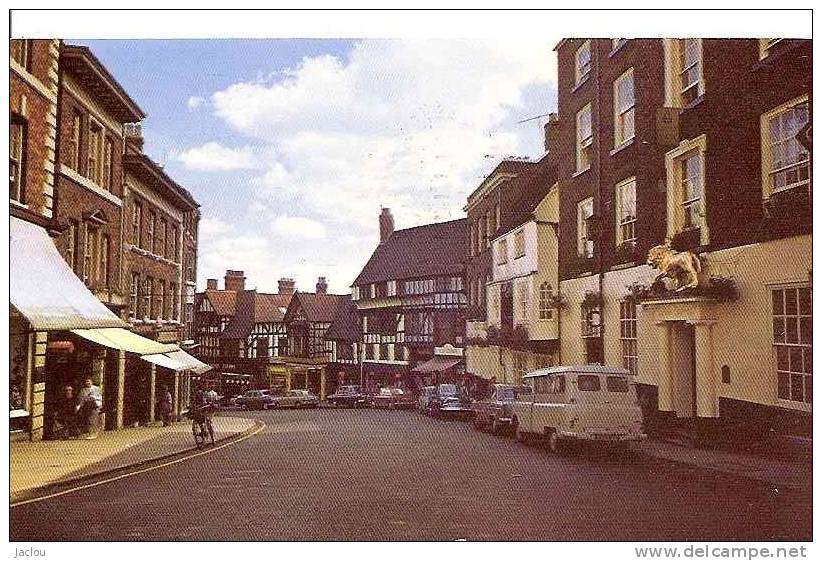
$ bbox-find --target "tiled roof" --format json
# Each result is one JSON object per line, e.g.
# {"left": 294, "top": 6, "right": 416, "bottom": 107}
{"left": 287, "top": 292, "right": 350, "bottom": 324}
{"left": 221, "top": 291, "right": 292, "bottom": 340}
{"left": 466, "top": 159, "right": 537, "bottom": 203}
{"left": 499, "top": 154, "right": 558, "bottom": 234}
{"left": 353, "top": 218, "right": 467, "bottom": 286}
{"left": 324, "top": 296, "right": 360, "bottom": 342}
{"left": 203, "top": 289, "right": 237, "bottom": 316}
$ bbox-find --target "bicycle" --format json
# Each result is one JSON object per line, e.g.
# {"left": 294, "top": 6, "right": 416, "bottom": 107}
{"left": 191, "top": 404, "right": 216, "bottom": 448}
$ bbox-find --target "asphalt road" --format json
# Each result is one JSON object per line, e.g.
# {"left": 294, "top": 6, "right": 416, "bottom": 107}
{"left": 10, "top": 407, "right": 812, "bottom": 541}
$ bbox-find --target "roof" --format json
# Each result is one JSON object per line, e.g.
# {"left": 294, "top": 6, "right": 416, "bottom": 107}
{"left": 465, "top": 159, "right": 536, "bottom": 206}
{"left": 524, "top": 365, "right": 632, "bottom": 378}
{"left": 61, "top": 45, "right": 146, "bottom": 122}
{"left": 353, "top": 218, "right": 467, "bottom": 286}
{"left": 498, "top": 154, "right": 557, "bottom": 234}
{"left": 221, "top": 291, "right": 293, "bottom": 339}
{"left": 286, "top": 292, "right": 351, "bottom": 324}
{"left": 203, "top": 290, "right": 237, "bottom": 316}
{"left": 324, "top": 297, "right": 360, "bottom": 342}
{"left": 123, "top": 153, "right": 200, "bottom": 210}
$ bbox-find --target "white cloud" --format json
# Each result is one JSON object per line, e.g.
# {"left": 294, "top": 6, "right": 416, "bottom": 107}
{"left": 210, "top": 39, "right": 557, "bottom": 231}
{"left": 177, "top": 142, "right": 259, "bottom": 172}
{"left": 199, "top": 216, "right": 234, "bottom": 236}
{"left": 187, "top": 96, "right": 205, "bottom": 111}
{"left": 272, "top": 215, "right": 327, "bottom": 239}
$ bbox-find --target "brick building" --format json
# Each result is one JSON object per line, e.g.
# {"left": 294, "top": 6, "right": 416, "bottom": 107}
{"left": 553, "top": 38, "right": 812, "bottom": 436}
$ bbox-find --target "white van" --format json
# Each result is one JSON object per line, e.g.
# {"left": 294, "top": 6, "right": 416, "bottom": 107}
{"left": 510, "top": 365, "right": 646, "bottom": 453}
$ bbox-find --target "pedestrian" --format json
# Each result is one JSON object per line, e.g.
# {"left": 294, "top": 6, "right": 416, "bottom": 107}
{"left": 76, "top": 377, "right": 102, "bottom": 439}
{"left": 158, "top": 386, "right": 173, "bottom": 426}
{"left": 54, "top": 384, "right": 79, "bottom": 439}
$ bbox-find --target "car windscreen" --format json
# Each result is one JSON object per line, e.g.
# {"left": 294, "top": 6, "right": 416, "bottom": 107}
{"left": 514, "top": 386, "right": 532, "bottom": 397}
{"left": 438, "top": 384, "right": 458, "bottom": 396}
{"left": 576, "top": 375, "right": 601, "bottom": 391}
{"left": 498, "top": 388, "right": 516, "bottom": 400}
{"left": 606, "top": 376, "right": 630, "bottom": 392}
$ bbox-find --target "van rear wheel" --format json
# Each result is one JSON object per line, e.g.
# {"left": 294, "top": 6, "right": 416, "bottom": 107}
{"left": 547, "top": 430, "right": 563, "bottom": 454}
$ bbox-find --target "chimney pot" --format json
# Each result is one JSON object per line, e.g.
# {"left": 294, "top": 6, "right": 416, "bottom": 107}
{"left": 206, "top": 279, "right": 218, "bottom": 290}
{"left": 224, "top": 270, "right": 246, "bottom": 291}
{"left": 278, "top": 277, "right": 296, "bottom": 295}
{"left": 316, "top": 277, "right": 328, "bottom": 294}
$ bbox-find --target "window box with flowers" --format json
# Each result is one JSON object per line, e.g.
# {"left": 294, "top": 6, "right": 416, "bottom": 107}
{"left": 626, "top": 276, "right": 739, "bottom": 303}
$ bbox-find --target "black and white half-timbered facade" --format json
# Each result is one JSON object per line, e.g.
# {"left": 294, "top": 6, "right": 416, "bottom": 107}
{"left": 352, "top": 210, "right": 467, "bottom": 391}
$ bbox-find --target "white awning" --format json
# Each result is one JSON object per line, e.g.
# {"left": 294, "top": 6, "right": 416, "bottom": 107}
{"left": 10, "top": 217, "right": 126, "bottom": 330}
{"left": 71, "top": 328, "right": 179, "bottom": 355}
{"left": 165, "top": 350, "right": 212, "bottom": 374}
{"left": 141, "top": 353, "right": 187, "bottom": 371}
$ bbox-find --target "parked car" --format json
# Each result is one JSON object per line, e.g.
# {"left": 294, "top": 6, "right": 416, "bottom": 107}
{"left": 371, "top": 387, "right": 416, "bottom": 409}
{"left": 269, "top": 389, "right": 320, "bottom": 409}
{"left": 472, "top": 384, "right": 532, "bottom": 435}
{"left": 426, "top": 384, "right": 473, "bottom": 419}
{"left": 326, "top": 385, "right": 369, "bottom": 408}
{"left": 243, "top": 389, "right": 274, "bottom": 410}
{"left": 511, "top": 365, "right": 647, "bottom": 453}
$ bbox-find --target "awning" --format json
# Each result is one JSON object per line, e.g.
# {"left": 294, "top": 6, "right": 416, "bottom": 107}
{"left": 71, "top": 327, "right": 178, "bottom": 355}
{"left": 165, "top": 350, "right": 211, "bottom": 374}
{"left": 411, "top": 356, "right": 463, "bottom": 374}
{"left": 141, "top": 352, "right": 187, "bottom": 371}
{"left": 10, "top": 217, "right": 126, "bottom": 330}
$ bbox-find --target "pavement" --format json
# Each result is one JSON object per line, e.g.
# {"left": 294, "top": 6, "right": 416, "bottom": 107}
{"left": 10, "top": 415, "right": 260, "bottom": 502}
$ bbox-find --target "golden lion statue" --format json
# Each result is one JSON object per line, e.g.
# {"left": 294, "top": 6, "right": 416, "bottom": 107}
{"left": 647, "top": 243, "right": 702, "bottom": 291}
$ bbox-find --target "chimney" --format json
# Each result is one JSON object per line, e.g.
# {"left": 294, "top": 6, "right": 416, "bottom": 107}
{"left": 316, "top": 277, "right": 328, "bottom": 294}
{"left": 544, "top": 112, "right": 560, "bottom": 153}
{"left": 224, "top": 270, "right": 246, "bottom": 291}
{"left": 278, "top": 277, "right": 296, "bottom": 295}
{"left": 379, "top": 207, "right": 394, "bottom": 244}
{"left": 124, "top": 122, "right": 144, "bottom": 154}
{"left": 206, "top": 279, "right": 218, "bottom": 290}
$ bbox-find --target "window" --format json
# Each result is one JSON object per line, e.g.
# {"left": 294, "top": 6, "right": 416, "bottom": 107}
{"left": 99, "top": 234, "right": 110, "bottom": 287}
{"left": 68, "top": 111, "right": 82, "bottom": 171}
{"left": 665, "top": 135, "right": 708, "bottom": 243}
{"left": 496, "top": 239, "right": 508, "bottom": 265}
{"left": 171, "top": 282, "right": 179, "bottom": 320}
{"left": 153, "top": 279, "right": 162, "bottom": 319}
{"left": 575, "top": 40, "right": 591, "bottom": 86}
{"left": 577, "top": 197, "right": 594, "bottom": 258}
{"left": 485, "top": 210, "right": 493, "bottom": 247}
{"left": 773, "top": 286, "right": 811, "bottom": 404}
{"left": 606, "top": 376, "right": 630, "bottom": 392}
{"left": 539, "top": 282, "right": 553, "bottom": 320}
{"left": 761, "top": 98, "right": 810, "bottom": 196}
{"left": 759, "top": 39, "right": 784, "bottom": 59}
{"left": 577, "top": 375, "right": 601, "bottom": 391}
{"left": 680, "top": 151, "right": 703, "bottom": 230}
{"left": 679, "top": 39, "right": 702, "bottom": 106}
{"left": 10, "top": 115, "right": 26, "bottom": 204}
{"left": 87, "top": 121, "right": 103, "bottom": 185}
{"left": 10, "top": 40, "right": 32, "bottom": 70}
{"left": 365, "top": 344, "right": 374, "bottom": 360}
{"left": 513, "top": 230, "right": 525, "bottom": 259}
{"left": 612, "top": 38, "right": 628, "bottom": 51}
{"left": 66, "top": 223, "right": 76, "bottom": 270}
{"left": 132, "top": 200, "right": 142, "bottom": 247}
{"left": 379, "top": 344, "right": 390, "bottom": 361}
{"left": 620, "top": 299, "right": 638, "bottom": 376}
{"left": 469, "top": 221, "right": 476, "bottom": 257}
{"left": 169, "top": 225, "right": 179, "bottom": 261}
{"left": 130, "top": 273, "right": 140, "bottom": 320}
{"left": 613, "top": 68, "right": 635, "bottom": 147}
{"left": 616, "top": 177, "right": 637, "bottom": 245}
{"left": 479, "top": 215, "right": 488, "bottom": 249}
{"left": 576, "top": 104, "right": 593, "bottom": 173}
{"left": 143, "top": 277, "right": 152, "bottom": 319}
{"left": 102, "top": 137, "right": 114, "bottom": 191}
{"left": 387, "top": 280, "right": 397, "bottom": 297}
{"left": 82, "top": 226, "right": 95, "bottom": 285}
{"left": 159, "top": 218, "right": 167, "bottom": 259}
{"left": 352, "top": 286, "right": 360, "bottom": 301}
{"left": 147, "top": 212, "right": 156, "bottom": 253}
{"left": 516, "top": 280, "right": 528, "bottom": 324}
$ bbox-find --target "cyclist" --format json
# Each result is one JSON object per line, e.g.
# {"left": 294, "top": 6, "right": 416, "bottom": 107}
{"left": 190, "top": 383, "right": 215, "bottom": 446}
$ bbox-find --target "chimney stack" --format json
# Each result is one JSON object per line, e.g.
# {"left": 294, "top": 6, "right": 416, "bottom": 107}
{"left": 224, "top": 270, "right": 246, "bottom": 291}
{"left": 379, "top": 207, "right": 394, "bottom": 244}
{"left": 544, "top": 112, "right": 560, "bottom": 154}
{"left": 278, "top": 278, "right": 296, "bottom": 295}
{"left": 316, "top": 277, "right": 328, "bottom": 294}
{"left": 206, "top": 279, "right": 218, "bottom": 290}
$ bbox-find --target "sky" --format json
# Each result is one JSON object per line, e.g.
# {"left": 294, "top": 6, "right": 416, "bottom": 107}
{"left": 78, "top": 38, "right": 560, "bottom": 294}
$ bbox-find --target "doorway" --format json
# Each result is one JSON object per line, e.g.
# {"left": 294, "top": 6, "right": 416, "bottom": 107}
{"left": 669, "top": 321, "right": 696, "bottom": 418}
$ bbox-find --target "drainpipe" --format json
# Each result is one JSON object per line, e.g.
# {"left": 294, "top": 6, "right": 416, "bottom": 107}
{"left": 594, "top": 40, "right": 606, "bottom": 365}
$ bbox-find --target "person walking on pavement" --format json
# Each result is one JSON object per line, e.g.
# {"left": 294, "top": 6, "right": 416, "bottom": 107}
{"left": 76, "top": 377, "right": 102, "bottom": 439}
{"left": 159, "top": 386, "right": 173, "bottom": 427}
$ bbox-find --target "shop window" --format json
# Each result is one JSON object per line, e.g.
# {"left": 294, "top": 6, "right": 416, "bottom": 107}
{"left": 539, "top": 282, "right": 553, "bottom": 320}
{"left": 620, "top": 299, "right": 638, "bottom": 375}
{"left": 773, "top": 286, "right": 812, "bottom": 404}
